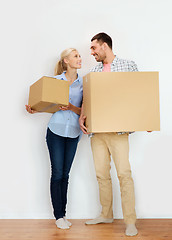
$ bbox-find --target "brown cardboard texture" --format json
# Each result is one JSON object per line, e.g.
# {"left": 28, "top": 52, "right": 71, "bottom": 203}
{"left": 83, "top": 72, "right": 160, "bottom": 133}
{"left": 28, "top": 76, "right": 69, "bottom": 113}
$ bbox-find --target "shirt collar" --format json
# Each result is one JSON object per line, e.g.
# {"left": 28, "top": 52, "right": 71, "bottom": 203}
{"left": 98, "top": 55, "right": 118, "bottom": 68}
{"left": 60, "top": 71, "right": 81, "bottom": 83}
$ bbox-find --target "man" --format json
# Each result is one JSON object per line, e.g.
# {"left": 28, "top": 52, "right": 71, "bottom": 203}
{"left": 79, "top": 32, "right": 138, "bottom": 236}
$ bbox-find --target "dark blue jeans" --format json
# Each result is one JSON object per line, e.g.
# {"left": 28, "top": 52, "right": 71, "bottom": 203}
{"left": 46, "top": 128, "right": 79, "bottom": 220}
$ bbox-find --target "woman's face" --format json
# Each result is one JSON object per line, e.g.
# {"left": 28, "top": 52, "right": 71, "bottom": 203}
{"left": 65, "top": 50, "right": 82, "bottom": 69}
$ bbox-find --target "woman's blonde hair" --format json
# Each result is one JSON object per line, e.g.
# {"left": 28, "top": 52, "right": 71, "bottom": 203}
{"left": 54, "top": 48, "right": 77, "bottom": 75}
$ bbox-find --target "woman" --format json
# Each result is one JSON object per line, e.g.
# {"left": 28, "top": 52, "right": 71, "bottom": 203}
{"left": 26, "top": 48, "right": 83, "bottom": 229}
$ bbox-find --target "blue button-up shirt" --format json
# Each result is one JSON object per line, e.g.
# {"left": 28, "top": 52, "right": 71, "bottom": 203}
{"left": 48, "top": 72, "right": 83, "bottom": 138}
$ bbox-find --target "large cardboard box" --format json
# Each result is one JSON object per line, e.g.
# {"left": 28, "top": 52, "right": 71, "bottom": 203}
{"left": 83, "top": 72, "right": 160, "bottom": 133}
{"left": 28, "top": 76, "right": 69, "bottom": 113}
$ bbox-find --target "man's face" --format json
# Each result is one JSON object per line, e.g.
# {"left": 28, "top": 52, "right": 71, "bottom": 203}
{"left": 90, "top": 40, "right": 106, "bottom": 62}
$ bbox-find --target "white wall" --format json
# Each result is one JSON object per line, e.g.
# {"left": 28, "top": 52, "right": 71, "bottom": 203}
{"left": 0, "top": 0, "right": 172, "bottom": 219}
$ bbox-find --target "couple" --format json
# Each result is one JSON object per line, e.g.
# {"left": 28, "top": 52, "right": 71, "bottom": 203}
{"left": 26, "top": 32, "right": 138, "bottom": 236}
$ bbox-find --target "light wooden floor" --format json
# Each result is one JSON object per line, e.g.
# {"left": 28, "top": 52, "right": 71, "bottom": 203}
{"left": 0, "top": 219, "right": 172, "bottom": 240}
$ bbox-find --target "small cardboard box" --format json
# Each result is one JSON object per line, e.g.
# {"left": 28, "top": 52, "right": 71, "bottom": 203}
{"left": 83, "top": 72, "right": 160, "bottom": 133}
{"left": 28, "top": 76, "right": 69, "bottom": 113}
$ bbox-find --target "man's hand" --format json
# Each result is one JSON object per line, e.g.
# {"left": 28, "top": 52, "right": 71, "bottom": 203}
{"left": 79, "top": 115, "right": 88, "bottom": 134}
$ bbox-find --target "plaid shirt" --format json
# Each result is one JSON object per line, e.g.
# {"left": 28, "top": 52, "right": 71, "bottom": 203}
{"left": 91, "top": 56, "right": 138, "bottom": 72}
{"left": 90, "top": 56, "right": 138, "bottom": 135}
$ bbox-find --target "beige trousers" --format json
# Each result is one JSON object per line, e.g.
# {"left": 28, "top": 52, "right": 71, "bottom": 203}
{"left": 91, "top": 132, "right": 136, "bottom": 224}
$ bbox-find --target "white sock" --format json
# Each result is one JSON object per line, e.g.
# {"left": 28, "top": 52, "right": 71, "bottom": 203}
{"left": 63, "top": 217, "right": 72, "bottom": 227}
{"left": 125, "top": 224, "right": 138, "bottom": 236}
{"left": 56, "top": 218, "right": 70, "bottom": 229}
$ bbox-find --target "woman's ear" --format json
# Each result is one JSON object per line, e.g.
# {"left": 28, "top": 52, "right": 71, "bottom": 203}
{"left": 63, "top": 58, "right": 68, "bottom": 64}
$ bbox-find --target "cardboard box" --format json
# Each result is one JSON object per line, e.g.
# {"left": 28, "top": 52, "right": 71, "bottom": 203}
{"left": 28, "top": 76, "right": 69, "bottom": 113}
{"left": 83, "top": 72, "right": 160, "bottom": 133}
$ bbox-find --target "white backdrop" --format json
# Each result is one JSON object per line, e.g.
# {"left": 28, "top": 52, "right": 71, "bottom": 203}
{"left": 0, "top": 0, "right": 172, "bottom": 219}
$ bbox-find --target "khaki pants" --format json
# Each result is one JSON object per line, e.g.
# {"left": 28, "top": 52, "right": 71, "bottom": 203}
{"left": 91, "top": 132, "right": 136, "bottom": 224}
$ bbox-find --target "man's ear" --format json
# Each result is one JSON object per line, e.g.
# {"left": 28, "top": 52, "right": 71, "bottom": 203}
{"left": 104, "top": 42, "right": 109, "bottom": 50}
{"left": 102, "top": 42, "right": 108, "bottom": 51}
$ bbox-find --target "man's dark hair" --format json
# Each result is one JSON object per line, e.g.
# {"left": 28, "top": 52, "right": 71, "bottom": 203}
{"left": 91, "top": 32, "right": 112, "bottom": 49}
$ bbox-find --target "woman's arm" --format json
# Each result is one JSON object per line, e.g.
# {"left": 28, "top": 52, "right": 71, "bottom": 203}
{"left": 60, "top": 103, "right": 81, "bottom": 115}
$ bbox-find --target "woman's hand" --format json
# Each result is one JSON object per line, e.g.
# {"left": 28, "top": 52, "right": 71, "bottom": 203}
{"left": 59, "top": 103, "right": 81, "bottom": 115}
{"left": 59, "top": 103, "right": 72, "bottom": 111}
{"left": 25, "top": 105, "right": 37, "bottom": 114}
